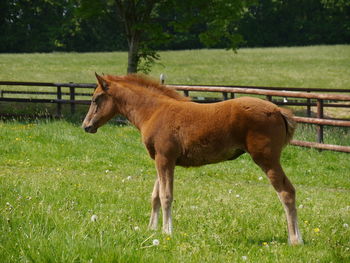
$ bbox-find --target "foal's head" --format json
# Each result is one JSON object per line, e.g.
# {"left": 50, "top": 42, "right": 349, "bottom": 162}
{"left": 82, "top": 73, "right": 117, "bottom": 133}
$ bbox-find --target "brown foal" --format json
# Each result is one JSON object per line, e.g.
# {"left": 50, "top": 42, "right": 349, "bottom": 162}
{"left": 82, "top": 73, "right": 303, "bottom": 245}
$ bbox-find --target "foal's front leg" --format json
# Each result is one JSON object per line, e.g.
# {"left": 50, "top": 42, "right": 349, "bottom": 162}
{"left": 149, "top": 179, "right": 160, "bottom": 230}
{"left": 154, "top": 155, "right": 175, "bottom": 235}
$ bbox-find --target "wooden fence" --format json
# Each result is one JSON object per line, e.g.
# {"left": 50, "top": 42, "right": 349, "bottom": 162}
{"left": 0, "top": 81, "right": 95, "bottom": 116}
{"left": 0, "top": 81, "right": 349, "bottom": 153}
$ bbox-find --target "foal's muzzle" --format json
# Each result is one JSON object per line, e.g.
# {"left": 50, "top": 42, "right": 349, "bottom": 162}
{"left": 83, "top": 125, "right": 97, "bottom": 133}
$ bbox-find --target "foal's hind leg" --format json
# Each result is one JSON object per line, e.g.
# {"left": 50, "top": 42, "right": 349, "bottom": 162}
{"left": 252, "top": 152, "right": 303, "bottom": 245}
{"left": 260, "top": 161, "right": 303, "bottom": 245}
{"left": 265, "top": 163, "right": 303, "bottom": 245}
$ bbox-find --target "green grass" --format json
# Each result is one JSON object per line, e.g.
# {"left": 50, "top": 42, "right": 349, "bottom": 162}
{"left": 0, "top": 45, "right": 349, "bottom": 88}
{"left": 1, "top": 121, "right": 349, "bottom": 262}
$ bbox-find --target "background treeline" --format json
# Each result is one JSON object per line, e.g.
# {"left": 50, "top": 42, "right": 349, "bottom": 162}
{"left": 0, "top": 0, "right": 349, "bottom": 53}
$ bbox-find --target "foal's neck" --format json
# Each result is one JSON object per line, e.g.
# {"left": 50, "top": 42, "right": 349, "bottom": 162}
{"left": 113, "top": 86, "right": 166, "bottom": 130}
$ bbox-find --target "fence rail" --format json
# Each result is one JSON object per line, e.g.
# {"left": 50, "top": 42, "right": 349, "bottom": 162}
{"left": 1, "top": 81, "right": 349, "bottom": 153}
{"left": 0, "top": 81, "right": 94, "bottom": 116}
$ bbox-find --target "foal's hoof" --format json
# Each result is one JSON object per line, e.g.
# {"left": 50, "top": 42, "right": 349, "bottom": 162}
{"left": 148, "top": 225, "right": 158, "bottom": 231}
{"left": 162, "top": 227, "right": 173, "bottom": 236}
{"left": 289, "top": 238, "right": 304, "bottom": 246}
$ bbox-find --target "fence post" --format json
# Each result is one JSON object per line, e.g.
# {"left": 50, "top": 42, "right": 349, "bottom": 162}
{"left": 317, "top": 99, "right": 324, "bottom": 143}
{"left": 266, "top": 95, "right": 272, "bottom": 101}
{"left": 222, "top": 92, "right": 228, "bottom": 100}
{"left": 70, "top": 86, "right": 75, "bottom": 115}
{"left": 184, "top": 90, "right": 189, "bottom": 97}
{"left": 160, "top": 73, "right": 165, "bottom": 84}
{"left": 307, "top": 91, "right": 311, "bottom": 117}
{"left": 230, "top": 92, "right": 235, "bottom": 99}
{"left": 57, "top": 86, "right": 62, "bottom": 117}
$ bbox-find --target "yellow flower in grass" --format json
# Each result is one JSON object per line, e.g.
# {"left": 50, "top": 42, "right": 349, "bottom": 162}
{"left": 313, "top": 227, "right": 320, "bottom": 233}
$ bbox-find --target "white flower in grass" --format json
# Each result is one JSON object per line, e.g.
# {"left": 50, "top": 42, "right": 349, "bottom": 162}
{"left": 258, "top": 176, "right": 263, "bottom": 181}
{"left": 242, "top": 255, "right": 248, "bottom": 261}
{"left": 91, "top": 214, "right": 98, "bottom": 222}
{"left": 105, "top": 169, "right": 110, "bottom": 173}
{"left": 299, "top": 204, "right": 304, "bottom": 209}
{"left": 236, "top": 194, "right": 240, "bottom": 198}
{"left": 343, "top": 223, "right": 349, "bottom": 228}
{"left": 152, "top": 239, "right": 160, "bottom": 246}
{"left": 127, "top": 176, "right": 132, "bottom": 180}
{"left": 228, "top": 189, "right": 233, "bottom": 194}
{"left": 134, "top": 226, "right": 140, "bottom": 231}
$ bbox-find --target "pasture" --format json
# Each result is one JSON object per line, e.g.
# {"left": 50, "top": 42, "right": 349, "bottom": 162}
{"left": 0, "top": 45, "right": 350, "bottom": 262}
{"left": 1, "top": 45, "right": 349, "bottom": 88}
{"left": 1, "top": 122, "right": 349, "bottom": 262}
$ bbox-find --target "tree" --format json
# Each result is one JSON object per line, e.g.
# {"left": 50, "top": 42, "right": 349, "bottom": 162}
{"left": 80, "top": 0, "right": 253, "bottom": 73}
{"left": 0, "top": 0, "right": 72, "bottom": 52}
{"left": 124, "top": 0, "right": 249, "bottom": 73}
{"left": 115, "top": 0, "right": 158, "bottom": 73}
{"left": 237, "top": 0, "right": 350, "bottom": 47}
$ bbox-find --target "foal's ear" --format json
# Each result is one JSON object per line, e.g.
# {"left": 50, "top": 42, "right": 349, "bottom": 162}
{"left": 95, "top": 72, "right": 109, "bottom": 92}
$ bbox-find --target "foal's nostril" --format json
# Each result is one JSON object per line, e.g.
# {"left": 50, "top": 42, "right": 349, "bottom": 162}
{"left": 83, "top": 125, "right": 97, "bottom": 133}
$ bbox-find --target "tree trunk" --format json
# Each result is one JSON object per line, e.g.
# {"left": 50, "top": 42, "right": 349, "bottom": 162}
{"left": 115, "top": 0, "right": 156, "bottom": 74}
{"left": 127, "top": 34, "right": 140, "bottom": 74}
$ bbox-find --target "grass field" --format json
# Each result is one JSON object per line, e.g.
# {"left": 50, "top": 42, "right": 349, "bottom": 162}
{"left": 0, "top": 46, "right": 350, "bottom": 262}
{"left": 1, "top": 45, "right": 349, "bottom": 88}
{"left": 0, "top": 121, "right": 349, "bottom": 262}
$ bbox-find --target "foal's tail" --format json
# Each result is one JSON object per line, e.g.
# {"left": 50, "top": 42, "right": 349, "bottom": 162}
{"left": 279, "top": 108, "right": 297, "bottom": 145}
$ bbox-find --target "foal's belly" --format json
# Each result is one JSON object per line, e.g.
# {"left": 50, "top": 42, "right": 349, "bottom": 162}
{"left": 176, "top": 147, "right": 245, "bottom": 167}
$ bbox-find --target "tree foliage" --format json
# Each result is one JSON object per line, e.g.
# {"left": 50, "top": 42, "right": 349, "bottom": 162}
{"left": 1, "top": 0, "right": 349, "bottom": 73}
{"left": 238, "top": 0, "right": 350, "bottom": 47}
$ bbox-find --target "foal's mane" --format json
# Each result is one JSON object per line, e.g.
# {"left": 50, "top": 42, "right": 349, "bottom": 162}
{"left": 105, "top": 74, "right": 189, "bottom": 101}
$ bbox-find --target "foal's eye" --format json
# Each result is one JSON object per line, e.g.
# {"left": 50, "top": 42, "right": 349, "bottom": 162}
{"left": 92, "top": 96, "right": 102, "bottom": 104}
